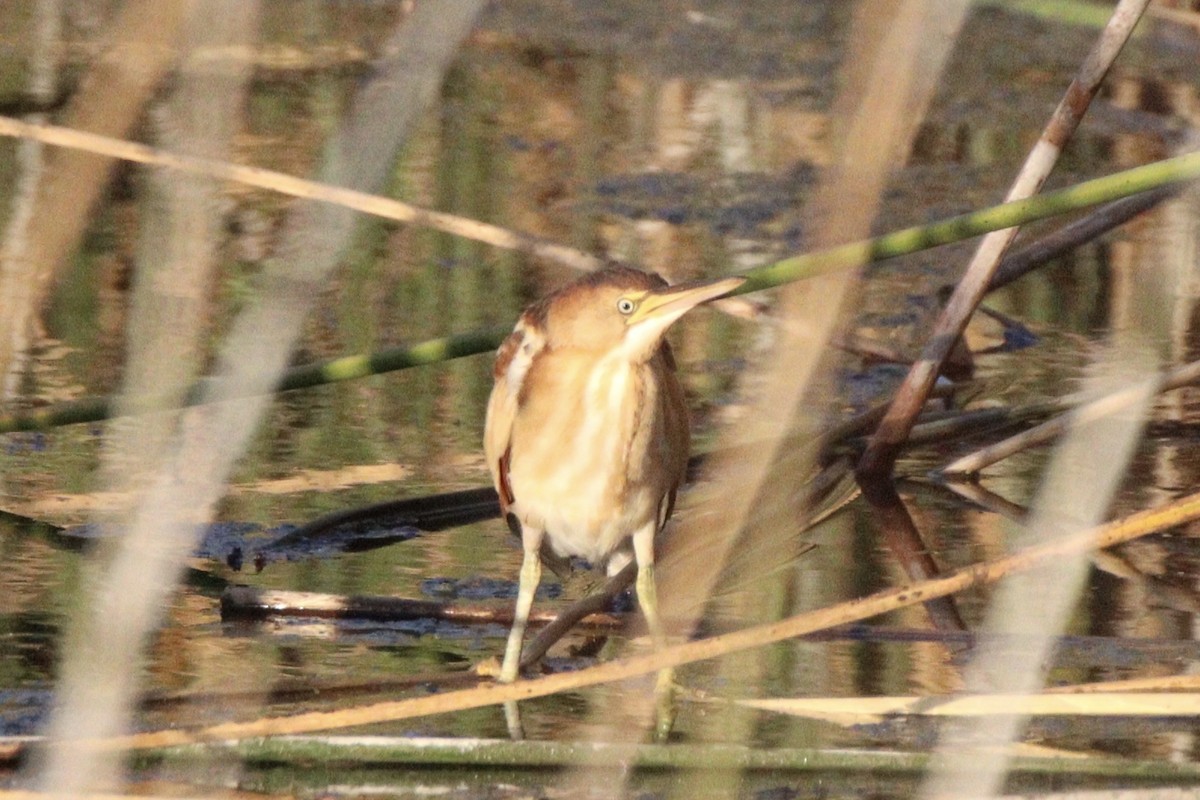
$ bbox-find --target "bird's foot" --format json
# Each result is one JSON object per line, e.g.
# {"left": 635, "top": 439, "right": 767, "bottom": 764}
{"left": 473, "top": 656, "right": 504, "bottom": 678}
{"left": 652, "top": 667, "right": 678, "bottom": 742}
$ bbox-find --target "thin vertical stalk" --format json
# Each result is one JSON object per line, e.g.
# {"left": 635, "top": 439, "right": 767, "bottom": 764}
{"left": 655, "top": 3, "right": 970, "bottom": 799}
{"left": 31, "top": 3, "right": 485, "bottom": 795}
{"left": 0, "top": 0, "right": 189, "bottom": 397}
{"left": 919, "top": 350, "right": 1162, "bottom": 800}
{"left": 33, "top": 2, "right": 260, "bottom": 793}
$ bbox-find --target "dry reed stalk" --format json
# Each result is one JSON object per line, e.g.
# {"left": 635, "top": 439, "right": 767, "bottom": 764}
{"left": 859, "top": 0, "right": 1153, "bottom": 477}
{"left": 29, "top": 2, "right": 486, "bottom": 795}
{"left": 0, "top": 115, "right": 603, "bottom": 273}
{"left": 31, "top": 4, "right": 258, "bottom": 795}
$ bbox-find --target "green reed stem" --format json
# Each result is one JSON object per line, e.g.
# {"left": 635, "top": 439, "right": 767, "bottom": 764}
{"left": 736, "top": 149, "right": 1200, "bottom": 295}
{"left": 2, "top": 150, "right": 1197, "bottom": 434}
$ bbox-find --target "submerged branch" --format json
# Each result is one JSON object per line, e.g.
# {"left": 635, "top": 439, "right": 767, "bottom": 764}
{"left": 220, "top": 585, "right": 621, "bottom": 630}
{"left": 63, "top": 489, "right": 1200, "bottom": 752}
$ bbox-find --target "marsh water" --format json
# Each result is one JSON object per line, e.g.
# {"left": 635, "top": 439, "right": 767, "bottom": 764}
{"left": 3, "top": 1, "right": 1200, "bottom": 798}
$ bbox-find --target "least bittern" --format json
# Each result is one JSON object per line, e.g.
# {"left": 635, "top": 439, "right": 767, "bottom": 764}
{"left": 484, "top": 265, "right": 744, "bottom": 702}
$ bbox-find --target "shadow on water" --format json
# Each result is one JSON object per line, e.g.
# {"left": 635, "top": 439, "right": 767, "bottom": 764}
{"left": 3, "top": 1, "right": 1200, "bottom": 797}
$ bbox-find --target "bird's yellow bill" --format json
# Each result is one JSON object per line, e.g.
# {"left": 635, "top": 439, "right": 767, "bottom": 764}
{"left": 628, "top": 275, "right": 745, "bottom": 326}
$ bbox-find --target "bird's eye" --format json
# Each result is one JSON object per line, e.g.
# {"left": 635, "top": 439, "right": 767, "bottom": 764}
{"left": 616, "top": 298, "right": 636, "bottom": 315}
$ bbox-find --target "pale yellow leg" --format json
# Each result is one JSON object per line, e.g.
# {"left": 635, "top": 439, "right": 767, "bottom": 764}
{"left": 636, "top": 561, "right": 666, "bottom": 650}
{"left": 501, "top": 535, "right": 543, "bottom": 681}
{"left": 501, "top": 523, "right": 543, "bottom": 740}
{"left": 632, "top": 524, "right": 674, "bottom": 739}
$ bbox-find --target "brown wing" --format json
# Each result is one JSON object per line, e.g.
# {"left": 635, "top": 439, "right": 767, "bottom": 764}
{"left": 484, "top": 315, "right": 545, "bottom": 514}
{"left": 658, "top": 487, "right": 677, "bottom": 532}
{"left": 656, "top": 343, "right": 689, "bottom": 527}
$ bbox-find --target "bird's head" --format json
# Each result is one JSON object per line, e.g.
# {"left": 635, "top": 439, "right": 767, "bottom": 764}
{"left": 536, "top": 266, "right": 744, "bottom": 362}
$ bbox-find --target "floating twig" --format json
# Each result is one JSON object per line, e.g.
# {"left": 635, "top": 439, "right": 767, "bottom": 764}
{"left": 220, "top": 585, "right": 621, "bottom": 630}
{"left": 741, "top": 692, "right": 1200, "bottom": 723}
